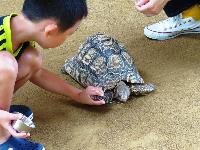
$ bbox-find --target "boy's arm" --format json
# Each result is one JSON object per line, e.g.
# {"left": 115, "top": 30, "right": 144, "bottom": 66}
{"left": 30, "top": 68, "right": 105, "bottom": 105}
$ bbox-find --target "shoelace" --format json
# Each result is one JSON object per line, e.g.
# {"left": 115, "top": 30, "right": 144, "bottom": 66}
{"left": 159, "top": 15, "right": 180, "bottom": 27}
{"left": 158, "top": 14, "right": 192, "bottom": 30}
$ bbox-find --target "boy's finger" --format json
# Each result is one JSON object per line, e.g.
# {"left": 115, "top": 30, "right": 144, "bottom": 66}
{"left": 136, "top": 3, "right": 151, "bottom": 14}
{"left": 7, "top": 125, "right": 29, "bottom": 138}
{"left": 97, "top": 87, "right": 104, "bottom": 92}
{"left": 96, "top": 88, "right": 104, "bottom": 96}
{"left": 90, "top": 90, "right": 104, "bottom": 96}
{"left": 8, "top": 113, "right": 22, "bottom": 121}
{"left": 136, "top": 0, "right": 149, "bottom": 6}
{"left": 87, "top": 86, "right": 104, "bottom": 96}
{"left": 92, "top": 100, "right": 105, "bottom": 105}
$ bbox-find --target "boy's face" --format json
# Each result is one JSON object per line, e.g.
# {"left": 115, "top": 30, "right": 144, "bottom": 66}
{"left": 38, "top": 21, "right": 81, "bottom": 49}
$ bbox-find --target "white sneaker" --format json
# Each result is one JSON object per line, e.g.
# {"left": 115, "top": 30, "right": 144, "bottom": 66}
{"left": 144, "top": 14, "right": 200, "bottom": 40}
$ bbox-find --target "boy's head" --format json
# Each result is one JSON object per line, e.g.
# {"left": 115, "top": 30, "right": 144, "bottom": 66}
{"left": 22, "top": 0, "right": 88, "bottom": 48}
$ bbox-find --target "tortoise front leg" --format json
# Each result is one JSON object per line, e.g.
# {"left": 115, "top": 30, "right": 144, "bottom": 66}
{"left": 91, "top": 90, "right": 114, "bottom": 104}
{"left": 114, "top": 81, "right": 131, "bottom": 102}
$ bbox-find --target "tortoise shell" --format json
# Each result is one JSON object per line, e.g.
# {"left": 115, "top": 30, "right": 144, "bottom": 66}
{"left": 61, "top": 33, "right": 144, "bottom": 91}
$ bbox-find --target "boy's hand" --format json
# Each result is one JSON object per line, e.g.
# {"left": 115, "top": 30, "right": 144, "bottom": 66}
{"left": 135, "top": 0, "right": 170, "bottom": 16}
{"left": 77, "top": 86, "right": 105, "bottom": 105}
{"left": 0, "top": 110, "right": 30, "bottom": 138}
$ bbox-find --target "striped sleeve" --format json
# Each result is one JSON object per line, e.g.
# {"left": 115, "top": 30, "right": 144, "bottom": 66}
{"left": 0, "top": 16, "right": 6, "bottom": 50}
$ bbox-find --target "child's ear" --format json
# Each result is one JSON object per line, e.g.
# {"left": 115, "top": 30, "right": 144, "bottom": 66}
{"left": 44, "top": 24, "right": 58, "bottom": 37}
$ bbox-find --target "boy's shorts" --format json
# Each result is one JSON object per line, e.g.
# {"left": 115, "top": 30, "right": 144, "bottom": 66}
{"left": 15, "top": 42, "right": 32, "bottom": 60}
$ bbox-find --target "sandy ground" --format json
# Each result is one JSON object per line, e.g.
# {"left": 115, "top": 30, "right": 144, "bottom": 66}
{"left": 2, "top": 0, "right": 200, "bottom": 149}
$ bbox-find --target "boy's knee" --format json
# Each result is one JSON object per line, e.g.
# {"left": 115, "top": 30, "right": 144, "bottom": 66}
{"left": 23, "top": 47, "right": 42, "bottom": 71}
{"left": 0, "top": 52, "right": 18, "bottom": 80}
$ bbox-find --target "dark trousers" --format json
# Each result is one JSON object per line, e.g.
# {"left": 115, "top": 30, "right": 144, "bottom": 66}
{"left": 164, "top": 0, "right": 200, "bottom": 17}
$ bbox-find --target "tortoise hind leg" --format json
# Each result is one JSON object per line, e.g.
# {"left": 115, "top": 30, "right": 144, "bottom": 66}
{"left": 130, "top": 83, "right": 155, "bottom": 96}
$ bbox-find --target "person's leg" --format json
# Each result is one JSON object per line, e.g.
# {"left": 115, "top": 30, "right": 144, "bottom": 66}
{"left": 9, "top": 46, "right": 42, "bottom": 122}
{"left": 0, "top": 51, "right": 18, "bottom": 143}
{"left": 164, "top": 0, "right": 200, "bottom": 20}
{"left": 14, "top": 46, "right": 42, "bottom": 92}
{"left": 164, "top": 0, "right": 199, "bottom": 17}
{"left": 144, "top": 0, "right": 200, "bottom": 40}
{"left": 0, "top": 48, "right": 44, "bottom": 149}
{"left": 182, "top": 4, "right": 200, "bottom": 20}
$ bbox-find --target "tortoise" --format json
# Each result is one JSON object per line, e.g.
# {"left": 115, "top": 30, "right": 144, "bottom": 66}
{"left": 61, "top": 33, "right": 155, "bottom": 103}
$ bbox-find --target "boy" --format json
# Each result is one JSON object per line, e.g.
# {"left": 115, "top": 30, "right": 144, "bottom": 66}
{"left": 0, "top": 0, "right": 105, "bottom": 149}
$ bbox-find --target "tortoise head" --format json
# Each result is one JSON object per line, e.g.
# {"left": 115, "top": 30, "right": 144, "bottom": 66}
{"left": 114, "top": 81, "right": 131, "bottom": 102}
{"left": 88, "top": 32, "right": 116, "bottom": 47}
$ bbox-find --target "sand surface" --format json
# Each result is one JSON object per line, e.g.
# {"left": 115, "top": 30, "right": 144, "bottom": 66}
{"left": 2, "top": 0, "right": 200, "bottom": 149}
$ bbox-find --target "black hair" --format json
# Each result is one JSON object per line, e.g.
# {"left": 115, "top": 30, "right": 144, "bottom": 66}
{"left": 22, "top": 0, "right": 88, "bottom": 32}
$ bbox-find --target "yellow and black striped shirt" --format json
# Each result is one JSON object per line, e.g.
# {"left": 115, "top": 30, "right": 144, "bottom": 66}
{"left": 0, "top": 14, "right": 34, "bottom": 58}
